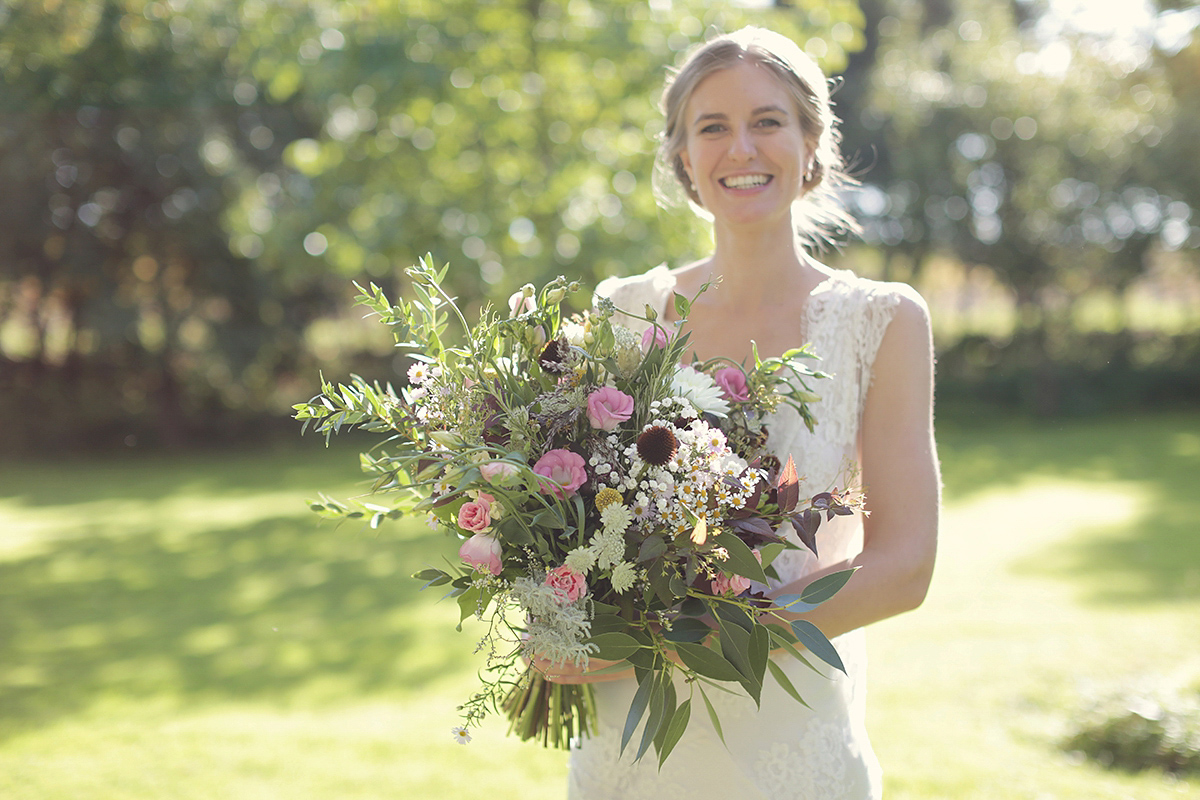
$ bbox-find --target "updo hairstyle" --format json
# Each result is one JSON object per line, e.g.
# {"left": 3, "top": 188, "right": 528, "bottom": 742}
{"left": 652, "top": 26, "right": 859, "bottom": 246}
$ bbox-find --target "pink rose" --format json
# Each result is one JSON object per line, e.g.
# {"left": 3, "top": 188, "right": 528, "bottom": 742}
{"left": 479, "top": 461, "right": 519, "bottom": 485}
{"left": 586, "top": 387, "right": 634, "bottom": 431}
{"left": 641, "top": 325, "right": 669, "bottom": 351}
{"left": 544, "top": 565, "right": 587, "bottom": 605}
{"left": 714, "top": 367, "right": 750, "bottom": 403}
{"left": 711, "top": 572, "right": 752, "bottom": 596}
{"left": 532, "top": 448, "right": 587, "bottom": 498}
{"left": 459, "top": 532, "right": 502, "bottom": 575}
{"left": 457, "top": 499, "right": 492, "bottom": 533}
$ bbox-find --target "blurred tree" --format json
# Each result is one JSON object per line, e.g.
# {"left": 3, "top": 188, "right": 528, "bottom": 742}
{"left": 0, "top": 0, "right": 866, "bottom": 450}
{"left": 0, "top": 0, "right": 322, "bottom": 446}
{"left": 843, "top": 0, "right": 1180, "bottom": 306}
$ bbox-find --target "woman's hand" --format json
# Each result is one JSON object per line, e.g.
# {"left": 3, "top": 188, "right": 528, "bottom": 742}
{"left": 530, "top": 653, "right": 634, "bottom": 684}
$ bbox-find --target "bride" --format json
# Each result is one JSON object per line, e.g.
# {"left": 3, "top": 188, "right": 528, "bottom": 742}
{"left": 549, "top": 27, "right": 940, "bottom": 799}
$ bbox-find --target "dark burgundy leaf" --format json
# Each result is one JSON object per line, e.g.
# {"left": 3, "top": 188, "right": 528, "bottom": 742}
{"left": 777, "top": 455, "right": 800, "bottom": 513}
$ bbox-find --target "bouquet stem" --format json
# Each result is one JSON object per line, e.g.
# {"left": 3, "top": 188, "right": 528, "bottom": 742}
{"left": 502, "top": 669, "right": 596, "bottom": 750}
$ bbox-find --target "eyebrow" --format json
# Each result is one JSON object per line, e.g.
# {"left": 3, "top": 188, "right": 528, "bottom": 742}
{"left": 692, "top": 105, "right": 789, "bottom": 125}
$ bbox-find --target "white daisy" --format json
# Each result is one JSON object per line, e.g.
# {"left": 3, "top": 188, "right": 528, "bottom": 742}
{"left": 452, "top": 726, "right": 472, "bottom": 745}
{"left": 670, "top": 366, "right": 730, "bottom": 417}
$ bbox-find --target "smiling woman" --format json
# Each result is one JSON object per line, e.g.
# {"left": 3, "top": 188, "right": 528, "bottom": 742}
{"left": 566, "top": 27, "right": 940, "bottom": 800}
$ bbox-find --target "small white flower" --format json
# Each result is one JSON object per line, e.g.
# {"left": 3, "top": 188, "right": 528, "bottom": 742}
{"left": 452, "top": 726, "right": 472, "bottom": 745}
{"left": 565, "top": 546, "right": 597, "bottom": 575}
{"left": 591, "top": 529, "right": 625, "bottom": 570}
{"left": 600, "top": 503, "right": 632, "bottom": 534}
{"left": 407, "top": 362, "right": 431, "bottom": 384}
{"left": 610, "top": 562, "right": 638, "bottom": 593}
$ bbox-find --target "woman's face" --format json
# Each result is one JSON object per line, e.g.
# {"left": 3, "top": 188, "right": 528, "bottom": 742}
{"left": 679, "top": 60, "right": 813, "bottom": 229}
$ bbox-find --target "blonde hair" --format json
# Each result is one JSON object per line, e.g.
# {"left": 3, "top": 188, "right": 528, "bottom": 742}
{"left": 652, "top": 26, "right": 859, "bottom": 248}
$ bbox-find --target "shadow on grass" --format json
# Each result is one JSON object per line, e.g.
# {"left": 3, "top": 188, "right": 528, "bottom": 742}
{"left": 937, "top": 410, "right": 1200, "bottom": 606}
{"left": 0, "top": 447, "right": 476, "bottom": 742}
{"left": 0, "top": 435, "right": 376, "bottom": 508}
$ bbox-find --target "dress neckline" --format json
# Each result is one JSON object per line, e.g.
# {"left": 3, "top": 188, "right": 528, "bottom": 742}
{"left": 651, "top": 263, "right": 858, "bottom": 347}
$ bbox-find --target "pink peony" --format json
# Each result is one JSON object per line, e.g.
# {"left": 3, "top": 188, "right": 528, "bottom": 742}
{"left": 641, "top": 325, "right": 669, "bottom": 351}
{"left": 586, "top": 387, "right": 635, "bottom": 431}
{"left": 479, "top": 461, "right": 519, "bottom": 485}
{"left": 714, "top": 367, "right": 751, "bottom": 403}
{"left": 532, "top": 449, "right": 588, "bottom": 498}
{"left": 544, "top": 565, "right": 588, "bottom": 605}
{"left": 457, "top": 499, "right": 492, "bottom": 533}
{"left": 459, "top": 532, "right": 502, "bottom": 575}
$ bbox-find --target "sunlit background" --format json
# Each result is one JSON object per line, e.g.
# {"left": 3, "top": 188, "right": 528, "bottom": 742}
{"left": 1, "top": 1, "right": 1198, "bottom": 798}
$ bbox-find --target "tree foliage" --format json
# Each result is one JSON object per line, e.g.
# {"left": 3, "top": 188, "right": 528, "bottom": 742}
{"left": 0, "top": 0, "right": 863, "bottom": 450}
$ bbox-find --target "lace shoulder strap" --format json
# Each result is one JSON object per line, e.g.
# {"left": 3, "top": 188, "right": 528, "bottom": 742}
{"left": 804, "top": 273, "right": 904, "bottom": 449}
{"left": 593, "top": 264, "right": 675, "bottom": 338}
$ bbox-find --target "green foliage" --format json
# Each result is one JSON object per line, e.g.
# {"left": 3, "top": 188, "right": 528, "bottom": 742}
{"left": 0, "top": 0, "right": 864, "bottom": 450}
{"left": 1065, "top": 681, "right": 1200, "bottom": 775}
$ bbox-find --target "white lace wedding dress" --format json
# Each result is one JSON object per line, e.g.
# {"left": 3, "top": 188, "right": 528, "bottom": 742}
{"left": 568, "top": 265, "right": 902, "bottom": 800}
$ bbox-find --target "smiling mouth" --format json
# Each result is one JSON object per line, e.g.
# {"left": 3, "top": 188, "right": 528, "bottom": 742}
{"left": 719, "top": 174, "right": 772, "bottom": 189}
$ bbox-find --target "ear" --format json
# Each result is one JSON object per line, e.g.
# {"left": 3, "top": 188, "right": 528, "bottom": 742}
{"left": 680, "top": 149, "right": 693, "bottom": 180}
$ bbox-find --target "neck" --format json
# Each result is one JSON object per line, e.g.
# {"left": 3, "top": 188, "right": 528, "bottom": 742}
{"left": 705, "top": 215, "right": 815, "bottom": 302}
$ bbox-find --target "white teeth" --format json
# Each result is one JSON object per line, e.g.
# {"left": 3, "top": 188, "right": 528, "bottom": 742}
{"left": 722, "top": 174, "right": 770, "bottom": 189}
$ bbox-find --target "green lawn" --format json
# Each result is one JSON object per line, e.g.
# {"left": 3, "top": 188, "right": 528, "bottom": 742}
{"left": 1, "top": 414, "right": 1198, "bottom": 798}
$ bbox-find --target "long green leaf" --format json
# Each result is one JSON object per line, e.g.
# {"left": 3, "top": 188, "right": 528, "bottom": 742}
{"left": 697, "top": 685, "right": 726, "bottom": 747}
{"left": 635, "top": 672, "right": 668, "bottom": 762}
{"left": 712, "top": 532, "right": 769, "bottom": 584}
{"left": 588, "top": 631, "right": 642, "bottom": 661}
{"left": 789, "top": 619, "right": 846, "bottom": 674}
{"left": 620, "top": 671, "right": 654, "bottom": 756}
{"left": 799, "top": 567, "right": 858, "bottom": 605}
{"left": 656, "top": 698, "right": 692, "bottom": 767}
{"left": 766, "top": 659, "right": 812, "bottom": 710}
{"left": 661, "top": 617, "right": 712, "bottom": 644}
{"left": 673, "top": 641, "right": 743, "bottom": 683}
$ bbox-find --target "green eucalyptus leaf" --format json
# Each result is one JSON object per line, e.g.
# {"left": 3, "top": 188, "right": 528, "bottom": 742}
{"left": 588, "top": 631, "right": 642, "bottom": 661}
{"left": 789, "top": 619, "right": 846, "bottom": 674}
{"left": 662, "top": 617, "right": 712, "bottom": 644}
{"left": 656, "top": 698, "right": 692, "bottom": 767}
{"left": 673, "top": 641, "right": 743, "bottom": 683}
{"left": 766, "top": 658, "right": 812, "bottom": 710}
{"left": 799, "top": 567, "right": 858, "bottom": 605}
{"left": 712, "top": 532, "right": 769, "bottom": 584}
{"left": 620, "top": 671, "right": 655, "bottom": 756}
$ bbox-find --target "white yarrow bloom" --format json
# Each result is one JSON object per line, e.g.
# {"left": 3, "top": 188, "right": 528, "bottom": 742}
{"left": 610, "top": 561, "right": 638, "bottom": 594}
{"left": 670, "top": 366, "right": 730, "bottom": 417}
{"left": 590, "top": 528, "right": 626, "bottom": 570}
{"left": 565, "top": 546, "right": 597, "bottom": 575}
{"left": 600, "top": 502, "right": 633, "bottom": 534}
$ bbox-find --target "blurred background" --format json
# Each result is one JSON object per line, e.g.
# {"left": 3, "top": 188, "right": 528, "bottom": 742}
{"left": 2, "top": 0, "right": 1197, "bottom": 454}
{"left": 2, "top": 1, "right": 1199, "bottom": 798}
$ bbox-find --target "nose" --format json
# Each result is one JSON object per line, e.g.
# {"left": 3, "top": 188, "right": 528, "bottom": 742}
{"left": 729, "top": 125, "right": 755, "bottom": 161}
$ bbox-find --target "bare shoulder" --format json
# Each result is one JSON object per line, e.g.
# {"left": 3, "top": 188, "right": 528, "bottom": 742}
{"left": 873, "top": 281, "right": 934, "bottom": 374}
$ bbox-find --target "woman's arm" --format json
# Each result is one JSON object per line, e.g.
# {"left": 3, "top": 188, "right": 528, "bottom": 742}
{"left": 769, "top": 285, "right": 940, "bottom": 637}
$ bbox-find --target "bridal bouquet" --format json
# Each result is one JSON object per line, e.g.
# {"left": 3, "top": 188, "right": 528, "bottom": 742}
{"left": 294, "top": 256, "right": 862, "bottom": 766}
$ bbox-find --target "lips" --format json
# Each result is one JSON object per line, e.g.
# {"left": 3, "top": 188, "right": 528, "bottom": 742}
{"left": 719, "top": 173, "right": 772, "bottom": 189}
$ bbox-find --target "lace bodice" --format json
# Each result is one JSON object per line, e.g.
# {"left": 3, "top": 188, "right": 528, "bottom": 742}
{"left": 569, "top": 265, "right": 903, "bottom": 800}
{"left": 596, "top": 264, "right": 901, "bottom": 587}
